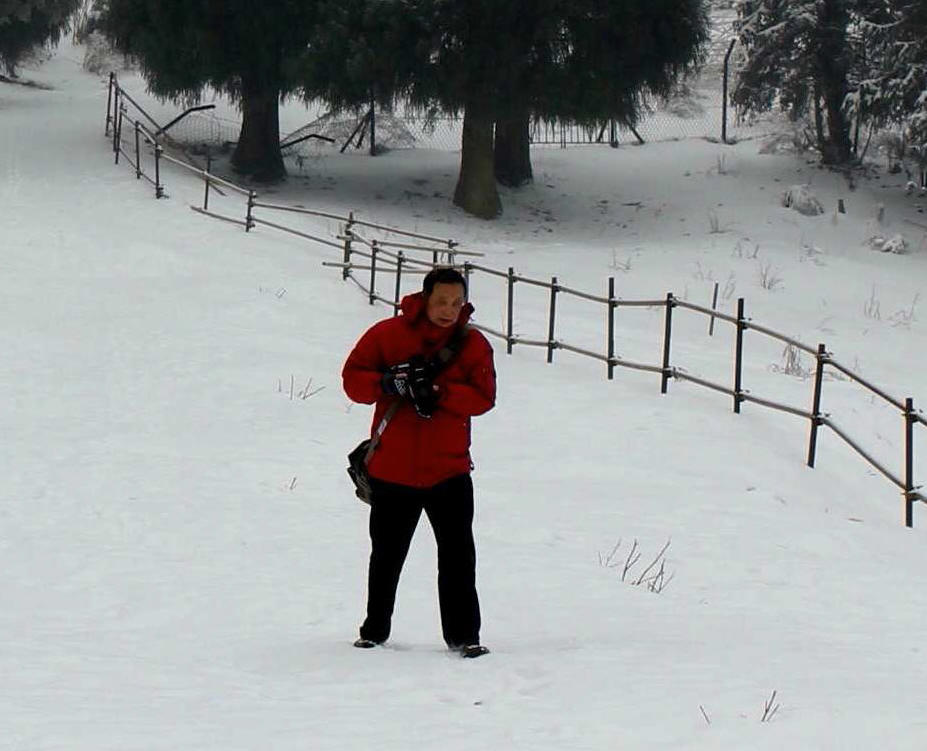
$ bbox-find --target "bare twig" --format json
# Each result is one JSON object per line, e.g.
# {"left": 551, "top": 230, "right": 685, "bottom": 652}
{"left": 761, "top": 690, "right": 779, "bottom": 722}
{"left": 699, "top": 705, "right": 711, "bottom": 726}
{"left": 633, "top": 538, "right": 672, "bottom": 586}
{"left": 599, "top": 538, "right": 623, "bottom": 568}
{"left": 621, "top": 540, "right": 641, "bottom": 582}
{"left": 864, "top": 284, "right": 881, "bottom": 320}
{"left": 758, "top": 262, "right": 783, "bottom": 291}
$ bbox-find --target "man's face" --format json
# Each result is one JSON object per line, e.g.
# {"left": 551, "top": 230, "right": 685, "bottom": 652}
{"left": 425, "top": 282, "right": 466, "bottom": 328}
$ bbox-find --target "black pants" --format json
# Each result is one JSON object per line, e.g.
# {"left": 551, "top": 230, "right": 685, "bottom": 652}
{"left": 359, "top": 473, "right": 481, "bottom": 647}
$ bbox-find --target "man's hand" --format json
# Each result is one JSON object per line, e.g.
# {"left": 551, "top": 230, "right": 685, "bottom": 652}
{"left": 407, "top": 356, "right": 439, "bottom": 418}
{"left": 381, "top": 362, "right": 412, "bottom": 397}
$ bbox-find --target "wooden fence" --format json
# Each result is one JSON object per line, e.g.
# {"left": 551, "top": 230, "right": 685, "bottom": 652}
{"left": 104, "top": 73, "right": 926, "bottom": 528}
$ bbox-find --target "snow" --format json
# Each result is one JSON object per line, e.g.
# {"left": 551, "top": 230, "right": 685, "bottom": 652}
{"left": 3, "top": 42, "right": 927, "bottom": 750}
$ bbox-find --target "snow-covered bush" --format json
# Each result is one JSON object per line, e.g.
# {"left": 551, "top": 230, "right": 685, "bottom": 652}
{"left": 781, "top": 184, "right": 824, "bottom": 216}
{"left": 758, "top": 131, "right": 809, "bottom": 156}
{"left": 82, "top": 31, "right": 132, "bottom": 75}
{"left": 868, "top": 234, "right": 909, "bottom": 254}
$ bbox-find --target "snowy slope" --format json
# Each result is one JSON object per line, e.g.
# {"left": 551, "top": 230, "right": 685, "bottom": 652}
{"left": 3, "top": 43, "right": 927, "bottom": 751}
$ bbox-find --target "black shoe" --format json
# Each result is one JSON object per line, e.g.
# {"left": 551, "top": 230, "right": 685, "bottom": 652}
{"left": 459, "top": 644, "right": 490, "bottom": 659}
{"left": 354, "top": 638, "right": 381, "bottom": 649}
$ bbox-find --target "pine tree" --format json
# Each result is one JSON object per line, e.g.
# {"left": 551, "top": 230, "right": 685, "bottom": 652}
{"left": 854, "top": 1, "right": 927, "bottom": 148}
{"left": 0, "top": 0, "right": 81, "bottom": 75}
{"left": 734, "top": 0, "right": 856, "bottom": 163}
{"left": 305, "top": 0, "right": 709, "bottom": 219}
{"left": 99, "top": 0, "right": 323, "bottom": 182}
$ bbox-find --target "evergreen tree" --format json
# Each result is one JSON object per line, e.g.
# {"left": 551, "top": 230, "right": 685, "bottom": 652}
{"left": 305, "top": 0, "right": 708, "bottom": 218}
{"left": 854, "top": 0, "right": 927, "bottom": 147}
{"left": 733, "top": 0, "right": 856, "bottom": 163}
{"left": 99, "top": 0, "right": 322, "bottom": 181}
{"left": 0, "top": 0, "right": 80, "bottom": 75}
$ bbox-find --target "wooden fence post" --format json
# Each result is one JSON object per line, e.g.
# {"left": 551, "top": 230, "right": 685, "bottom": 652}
{"left": 906, "top": 397, "right": 915, "bottom": 528}
{"left": 661, "top": 292, "right": 674, "bottom": 394}
{"left": 547, "top": 276, "right": 559, "bottom": 363}
{"left": 607, "top": 277, "right": 616, "bottom": 380}
{"left": 807, "top": 343, "right": 827, "bottom": 467}
{"left": 506, "top": 267, "right": 515, "bottom": 355}
{"left": 733, "top": 297, "right": 745, "bottom": 413}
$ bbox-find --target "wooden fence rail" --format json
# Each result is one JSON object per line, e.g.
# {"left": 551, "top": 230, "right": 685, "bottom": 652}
{"left": 104, "top": 72, "right": 926, "bottom": 528}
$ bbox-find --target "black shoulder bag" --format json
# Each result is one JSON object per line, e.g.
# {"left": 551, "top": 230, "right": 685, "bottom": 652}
{"left": 347, "top": 325, "right": 469, "bottom": 504}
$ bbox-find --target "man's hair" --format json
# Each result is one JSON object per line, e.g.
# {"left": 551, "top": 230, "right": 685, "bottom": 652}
{"left": 423, "top": 267, "right": 467, "bottom": 297}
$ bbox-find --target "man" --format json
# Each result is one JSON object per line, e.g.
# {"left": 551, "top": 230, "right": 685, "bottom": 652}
{"left": 342, "top": 267, "right": 496, "bottom": 658}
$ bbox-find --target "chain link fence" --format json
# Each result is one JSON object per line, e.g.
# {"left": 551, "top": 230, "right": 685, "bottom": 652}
{"left": 161, "top": 5, "right": 779, "bottom": 158}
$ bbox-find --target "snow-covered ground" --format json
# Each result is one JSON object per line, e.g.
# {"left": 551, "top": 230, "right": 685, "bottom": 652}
{"left": 3, "top": 43, "right": 927, "bottom": 750}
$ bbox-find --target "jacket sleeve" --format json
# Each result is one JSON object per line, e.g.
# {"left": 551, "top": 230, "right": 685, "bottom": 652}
{"left": 438, "top": 334, "right": 496, "bottom": 417}
{"left": 342, "top": 323, "right": 386, "bottom": 405}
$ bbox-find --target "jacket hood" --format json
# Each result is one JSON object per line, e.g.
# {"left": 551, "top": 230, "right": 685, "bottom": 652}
{"left": 399, "top": 291, "right": 474, "bottom": 328}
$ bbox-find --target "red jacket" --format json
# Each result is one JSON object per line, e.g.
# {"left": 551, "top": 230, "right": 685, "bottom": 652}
{"left": 342, "top": 292, "right": 496, "bottom": 488}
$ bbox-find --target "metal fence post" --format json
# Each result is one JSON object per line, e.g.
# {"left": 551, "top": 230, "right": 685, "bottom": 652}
{"left": 106, "top": 72, "right": 115, "bottom": 136}
{"left": 394, "top": 250, "right": 404, "bottom": 315}
{"left": 709, "top": 281, "right": 720, "bottom": 336}
{"left": 807, "top": 343, "right": 827, "bottom": 467}
{"left": 506, "top": 267, "right": 515, "bottom": 355}
{"left": 369, "top": 241, "right": 378, "bottom": 305}
{"left": 661, "top": 293, "right": 674, "bottom": 394}
{"left": 114, "top": 105, "right": 124, "bottom": 165}
{"left": 203, "top": 149, "right": 211, "bottom": 210}
{"left": 343, "top": 212, "right": 354, "bottom": 280}
{"left": 722, "top": 38, "right": 736, "bottom": 144}
{"left": 245, "top": 191, "right": 256, "bottom": 231}
{"left": 734, "top": 297, "right": 745, "bottom": 412}
{"left": 111, "top": 86, "right": 120, "bottom": 152}
{"left": 905, "top": 397, "right": 915, "bottom": 527}
{"left": 154, "top": 144, "right": 163, "bottom": 198}
{"left": 607, "top": 277, "right": 616, "bottom": 380}
{"left": 368, "top": 102, "right": 376, "bottom": 156}
{"left": 547, "top": 277, "right": 559, "bottom": 363}
{"left": 134, "top": 120, "right": 141, "bottom": 179}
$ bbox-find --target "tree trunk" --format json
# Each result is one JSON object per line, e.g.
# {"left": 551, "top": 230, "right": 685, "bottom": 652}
{"left": 813, "top": 84, "right": 825, "bottom": 149}
{"left": 494, "top": 112, "right": 533, "bottom": 187}
{"left": 816, "top": 0, "right": 853, "bottom": 164}
{"left": 454, "top": 102, "right": 502, "bottom": 219}
{"left": 820, "top": 83, "right": 853, "bottom": 164}
{"left": 232, "top": 82, "right": 286, "bottom": 182}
